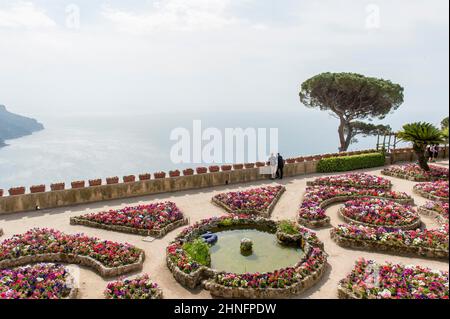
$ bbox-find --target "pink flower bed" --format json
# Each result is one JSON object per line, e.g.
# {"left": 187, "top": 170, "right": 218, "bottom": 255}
{"left": 340, "top": 198, "right": 420, "bottom": 228}
{"left": 212, "top": 185, "right": 285, "bottom": 215}
{"left": 0, "top": 264, "right": 74, "bottom": 299}
{"left": 382, "top": 164, "right": 449, "bottom": 181}
{"left": 73, "top": 202, "right": 184, "bottom": 232}
{"left": 0, "top": 228, "right": 142, "bottom": 268}
{"left": 298, "top": 186, "right": 412, "bottom": 223}
{"left": 339, "top": 258, "right": 448, "bottom": 299}
{"left": 308, "top": 173, "right": 392, "bottom": 189}
{"left": 414, "top": 181, "right": 449, "bottom": 200}
{"left": 104, "top": 274, "right": 162, "bottom": 299}
{"left": 421, "top": 201, "right": 449, "bottom": 220}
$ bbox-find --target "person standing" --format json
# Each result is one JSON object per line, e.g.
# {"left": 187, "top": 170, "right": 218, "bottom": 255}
{"left": 277, "top": 153, "right": 284, "bottom": 179}
{"left": 433, "top": 144, "right": 440, "bottom": 162}
{"left": 268, "top": 153, "right": 278, "bottom": 179}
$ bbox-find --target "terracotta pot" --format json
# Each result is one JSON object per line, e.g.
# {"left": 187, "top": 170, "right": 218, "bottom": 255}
{"left": 139, "top": 173, "right": 151, "bottom": 181}
{"left": 71, "top": 181, "right": 85, "bottom": 189}
{"left": 244, "top": 163, "right": 255, "bottom": 169}
{"left": 154, "top": 172, "right": 166, "bottom": 179}
{"left": 233, "top": 164, "right": 244, "bottom": 170}
{"left": 106, "top": 177, "right": 119, "bottom": 185}
{"left": 285, "top": 158, "right": 296, "bottom": 164}
{"left": 89, "top": 179, "right": 102, "bottom": 187}
{"left": 196, "top": 167, "right": 208, "bottom": 174}
{"left": 123, "top": 175, "right": 136, "bottom": 183}
{"left": 183, "top": 169, "right": 194, "bottom": 176}
{"left": 209, "top": 166, "right": 220, "bottom": 173}
{"left": 255, "top": 162, "right": 265, "bottom": 167}
{"left": 296, "top": 157, "right": 305, "bottom": 163}
{"left": 169, "top": 170, "right": 181, "bottom": 178}
{"left": 221, "top": 165, "right": 232, "bottom": 171}
{"left": 304, "top": 156, "right": 313, "bottom": 162}
{"left": 0, "top": 189, "right": 3, "bottom": 197}
{"left": 313, "top": 155, "right": 323, "bottom": 160}
{"left": 50, "top": 183, "right": 65, "bottom": 191}
{"left": 30, "top": 185, "right": 46, "bottom": 193}
{"left": 9, "top": 187, "right": 26, "bottom": 196}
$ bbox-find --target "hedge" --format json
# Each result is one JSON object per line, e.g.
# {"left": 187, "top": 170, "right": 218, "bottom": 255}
{"left": 317, "top": 153, "right": 385, "bottom": 173}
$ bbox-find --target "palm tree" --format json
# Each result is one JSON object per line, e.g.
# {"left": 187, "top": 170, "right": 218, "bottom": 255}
{"left": 397, "top": 122, "right": 445, "bottom": 171}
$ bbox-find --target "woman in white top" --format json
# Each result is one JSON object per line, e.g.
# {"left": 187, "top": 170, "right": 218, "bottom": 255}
{"left": 269, "top": 153, "right": 278, "bottom": 179}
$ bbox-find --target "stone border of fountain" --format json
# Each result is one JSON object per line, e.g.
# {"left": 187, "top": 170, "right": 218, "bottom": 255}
{"left": 166, "top": 215, "right": 327, "bottom": 298}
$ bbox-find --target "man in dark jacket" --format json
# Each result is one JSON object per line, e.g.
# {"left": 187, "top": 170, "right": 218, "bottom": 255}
{"left": 276, "top": 153, "right": 284, "bottom": 179}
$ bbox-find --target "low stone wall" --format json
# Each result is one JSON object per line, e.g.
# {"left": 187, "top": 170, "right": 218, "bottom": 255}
{"left": 211, "top": 186, "right": 286, "bottom": 218}
{"left": 337, "top": 283, "right": 361, "bottom": 299}
{"left": 338, "top": 208, "right": 422, "bottom": 231}
{"left": 70, "top": 217, "right": 189, "bottom": 238}
{"left": 330, "top": 230, "right": 448, "bottom": 260}
{"left": 413, "top": 187, "right": 449, "bottom": 203}
{"left": 0, "top": 252, "right": 145, "bottom": 278}
{"left": 418, "top": 207, "right": 448, "bottom": 226}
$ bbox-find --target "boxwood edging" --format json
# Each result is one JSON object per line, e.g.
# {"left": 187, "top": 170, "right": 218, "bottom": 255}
{"left": 167, "top": 217, "right": 327, "bottom": 298}
{"left": 70, "top": 217, "right": 189, "bottom": 238}
{"left": 211, "top": 187, "right": 286, "bottom": 218}
{"left": 330, "top": 229, "right": 448, "bottom": 260}
{"left": 0, "top": 251, "right": 145, "bottom": 278}
{"left": 338, "top": 208, "right": 422, "bottom": 231}
{"left": 298, "top": 195, "right": 415, "bottom": 229}
{"left": 413, "top": 187, "right": 449, "bottom": 203}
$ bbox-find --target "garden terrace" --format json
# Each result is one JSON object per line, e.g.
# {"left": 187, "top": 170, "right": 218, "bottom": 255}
{"left": 418, "top": 202, "right": 449, "bottom": 226}
{"left": 298, "top": 186, "right": 413, "bottom": 228}
{"left": 338, "top": 259, "right": 449, "bottom": 299}
{"left": 413, "top": 181, "right": 449, "bottom": 202}
{"left": 338, "top": 198, "right": 421, "bottom": 230}
{"left": 0, "top": 228, "right": 145, "bottom": 277}
{"left": 330, "top": 224, "right": 449, "bottom": 259}
{"left": 166, "top": 215, "right": 327, "bottom": 299}
{"left": 70, "top": 202, "right": 188, "bottom": 238}
{"left": 211, "top": 185, "right": 285, "bottom": 217}
{"left": 104, "top": 274, "right": 163, "bottom": 299}
{"left": 0, "top": 263, "right": 78, "bottom": 299}
{"left": 381, "top": 164, "right": 449, "bottom": 182}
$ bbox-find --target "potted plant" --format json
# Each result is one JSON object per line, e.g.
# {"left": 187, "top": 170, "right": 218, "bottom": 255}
{"left": 169, "top": 170, "right": 181, "bottom": 178}
{"left": 154, "top": 172, "right": 166, "bottom": 179}
{"left": 9, "top": 187, "right": 26, "bottom": 196}
{"left": 196, "top": 167, "right": 208, "bottom": 174}
{"left": 209, "top": 166, "right": 220, "bottom": 173}
{"left": 233, "top": 164, "right": 244, "bottom": 170}
{"left": 221, "top": 165, "right": 232, "bottom": 171}
{"left": 30, "top": 185, "right": 46, "bottom": 193}
{"left": 106, "top": 177, "right": 119, "bottom": 184}
{"left": 123, "top": 175, "right": 136, "bottom": 183}
{"left": 313, "top": 155, "right": 323, "bottom": 160}
{"left": 296, "top": 157, "right": 305, "bottom": 163}
{"left": 89, "top": 179, "right": 102, "bottom": 187}
{"left": 139, "top": 173, "right": 151, "bottom": 181}
{"left": 183, "top": 168, "right": 194, "bottom": 176}
{"left": 0, "top": 189, "right": 3, "bottom": 197}
{"left": 244, "top": 163, "right": 255, "bottom": 169}
{"left": 50, "top": 183, "right": 65, "bottom": 191}
{"left": 71, "top": 181, "right": 85, "bottom": 189}
{"left": 255, "top": 162, "right": 265, "bottom": 167}
{"left": 286, "top": 158, "right": 296, "bottom": 164}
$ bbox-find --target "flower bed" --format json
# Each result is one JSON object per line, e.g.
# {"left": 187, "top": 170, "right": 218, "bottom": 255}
{"left": 338, "top": 198, "right": 421, "bottom": 230}
{"left": 330, "top": 224, "right": 448, "bottom": 259}
{"left": 418, "top": 202, "right": 449, "bottom": 226}
{"left": 413, "top": 181, "right": 449, "bottom": 202}
{"left": 298, "top": 186, "right": 414, "bottom": 228}
{"left": 70, "top": 202, "right": 188, "bottom": 238}
{"left": 0, "top": 228, "right": 144, "bottom": 277}
{"left": 166, "top": 215, "right": 327, "bottom": 298}
{"left": 212, "top": 185, "right": 285, "bottom": 217}
{"left": 0, "top": 263, "right": 78, "bottom": 299}
{"left": 381, "top": 164, "right": 449, "bottom": 181}
{"left": 104, "top": 274, "right": 162, "bottom": 299}
{"left": 306, "top": 173, "right": 392, "bottom": 189}
{"left": 338, "top": 258, "right": 449, "bottom": 299}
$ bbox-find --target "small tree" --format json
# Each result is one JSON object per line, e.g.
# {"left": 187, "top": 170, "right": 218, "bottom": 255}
{"left": 441, "top": 116, "right": 449, "bottom": 130}
{"left": 299, "top": 72, "right": 404, "bottom": 151}
{"left": 397, "top": 122, "right": 445, "bottom": 171}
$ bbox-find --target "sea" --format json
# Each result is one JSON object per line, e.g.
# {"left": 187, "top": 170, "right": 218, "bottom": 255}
{"left": 0, "top": 112, "right": 405, "bottom": 190}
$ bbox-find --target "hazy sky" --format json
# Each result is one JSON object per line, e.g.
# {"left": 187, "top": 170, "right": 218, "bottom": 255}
{"left": 0, "top": 0, "right": 448, "bottom": 127}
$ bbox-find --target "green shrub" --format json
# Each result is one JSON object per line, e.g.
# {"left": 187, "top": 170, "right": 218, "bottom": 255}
{"left": 218, "top": 218, "right": 234, "bottom": 227}
{"left": 317, "top": 152, "right": 385, "bottom": 173}
{"left": 183, "top": 239, "right": 211, "bottom": 266}
{"left": 278, "top": 220, "right": 299, "bottom": 235}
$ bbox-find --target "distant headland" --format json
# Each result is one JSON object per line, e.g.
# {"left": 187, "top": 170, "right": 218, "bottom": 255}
{"left": 0, "top": 104, "right": 44, "bottom": 147}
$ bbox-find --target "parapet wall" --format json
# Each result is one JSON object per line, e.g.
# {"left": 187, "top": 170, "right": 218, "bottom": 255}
{"left": 0, "top": 147, "right": 447, "bottom": 215}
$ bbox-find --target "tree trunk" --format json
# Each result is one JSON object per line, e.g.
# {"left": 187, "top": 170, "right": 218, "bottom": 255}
{"left": 414, "top": 146, "right": 430, "bottom": 171}
{"left": 338, "top": 118, "right": 348, "bottom": 152}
